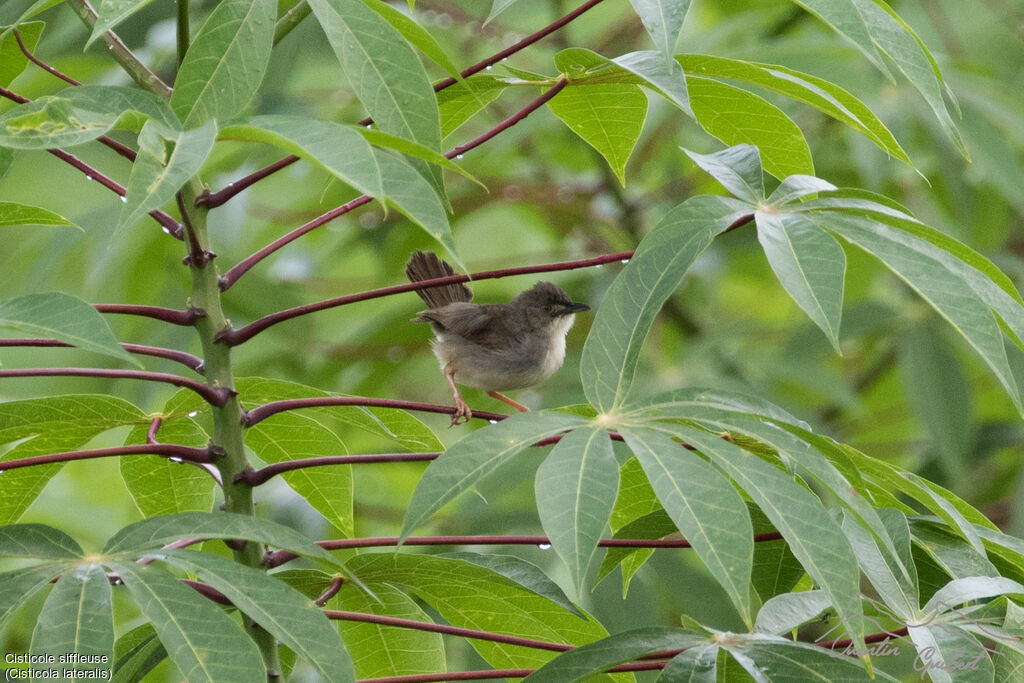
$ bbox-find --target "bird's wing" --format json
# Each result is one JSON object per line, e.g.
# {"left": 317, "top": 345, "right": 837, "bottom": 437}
{"left": 415, "top": 303, "right": 518, "bottom": 349}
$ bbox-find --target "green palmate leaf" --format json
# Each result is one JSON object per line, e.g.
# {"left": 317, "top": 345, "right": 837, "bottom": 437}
{"left": 111, "top": 624, "right": 165, "bottom": 683}
{"left": 108, "top": 561, "right": 267, "bottom": 683}
{"left": 807, "top": 209, "right": 1024, "bottom": 413}
{"left": 0, "top": 292, "right": 138, "bottom": 366}
{"left": 221, "top": 116, "right": 384, "bottom": 198}
{"left": 523, "top": 627, "right": 706, "bottom": 682}
{"left": 373, "top": 148, "right": 458, "bottom": 261}
{"left": 756, "top": 211, "right": 845, "bottom": 352}
{"left": 362, "top": 0, "right": 461, "bottom": 79}
{"left": 754, "top": 590, "right": 831, "bottom": 634}
{"left": 633, "top": 392, "right": 907, "bottom": 581}
{"left": 117, "top": 120, "right": 217, "bottom": 235}
{"left": 554, "top": 47, "right": 689, "bottom": 117}
{"left": 723, "top": 635, "right": 888, "bottom": 681}
{"left": 792, "top": 0, "right": 965, "bottom": 157}
{"left": 0, "top": 563, "right": 70, "bottom": 633}
{"left": 0, "top": 147, "right": 13, "bottom": 180}
{"left": 0, "top": 523, "right": 82, "bottom": 559}
{"left": 677, "top": 54, "right": 912, "bottom": 166}
{"left": 441, "top": 552, "right": 582, "bottom": 617}
{"left": 579, "top": 194, "right": 750, "bottom": 411}
{"left": 840, "top": 512, "right": 917, "bottom": 617}
{"left": 144, "top": 549, "right": 355, "bottom": 683}
{"left": 170, "top": 0, "right": 275, "bottom": 128}
{"left": 909, "top": 520, "right": 998, "bottom": 581}
{"left": 438, "top": 75, "right": 507, "bottom": 137}
{"left": 7, "top": 0, "right": 64, "bottom": 26}
{"left": 87, "top": 0, "right": 158, "bottom": 47}
{"left": 121, "top": 415, "right": 214, "bottom": 517}
{"left": 0, "top": 21, "right": 43, "bottom": 87}
{"left": 62, "top": 86, "right": 180, "bottom": 132}
{"left": 309, "top": 0, "right": 444, "bottom": 198}
{"left": 356, "top": 127, "right": 484, "bottom": 188}
{"left": 923, "top": 576, "right": 1024, "bottom": 615}
{"left": 596, "top": 511, "right": 673, "bottom": 597}
{"left": 790, "top": 0, "right": 887, "bottom": 75}
{"left": 547, "top": 83, "right": 648, "bottom": 186}
{"left": 246, "top": 410, "right": 354, "bottom": 536}
{"left": 628, "top": 0, "right": 692, "bottom": 63}
{"left": 660, "top": 643, "right": 718, "bottom": 681}
{"left": 669, "top": 427, "right": 865, "bottom": 648}
{"left": 620, "top": 427, "right": 754, "bottom": 627}
{"left": 0, "top": 395, "right": 147, "bottom": 523}
{"left": 30, "top": 562, "right": 113, "bottom": 677}
{"left": 0, "top": 202, "right": 80, "bottom": 229}
{"left": 907, "top": 625, "right": 993, "bottom": 683}
{"left": 535, "top": 426, "right": 619, "bottom": 598}
{"left": 347, "top": 553, "right": 612, "bottom": 670}
{"left": 799, "top": 195, "right": 1024, "bottom": 344}
{"left": 682, "top": 144, "right": 764, "bottom": 202}
{"left": 832, "top": 443, "right": 997, "bottom": 550}
{"left": 331, "top": 582, "right": 445, "bottom": 678}
{"left": 0, "top": 96, "right": 116, "bottom": 149}
{"left": 485, "top": 0, "right": 522, "bottom": 26}
{"left": 766, "top": 175, "right": 838, "bottom": 206}
{"left": 103, "top": 512, "right": 341, "bottom": 568}
{"left": 0, "top": 86, "right": 175, "bottom": 149}
{"left": 401, "top": 411, "right": 586, "bottom": 541}
{"left": 900, "top": 322, "right": 972, "bottom": 480}
{"left": 688, "top": 77, "right": 813, "bottom": 179}
{"left": 612, "top": 50, "right": 690, "bottom": 115}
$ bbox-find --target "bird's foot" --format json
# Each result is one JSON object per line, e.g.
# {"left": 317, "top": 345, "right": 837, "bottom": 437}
{"left": 450, "top": 396, "right": 472, "bottom": 426}
{"left": 487, "top": 391, "right": 529, "bottom": 412}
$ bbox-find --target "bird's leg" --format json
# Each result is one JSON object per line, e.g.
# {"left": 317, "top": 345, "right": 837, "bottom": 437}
{"left": 444, "top": 363, "right": 471, "bottom": 426}
{"left": 487, "top": 391, "right": 529, "bottom": 413}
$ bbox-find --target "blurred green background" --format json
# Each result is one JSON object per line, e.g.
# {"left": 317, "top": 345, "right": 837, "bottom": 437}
{"left": 1, "top": 0, "right": 1022, "bottom": 678}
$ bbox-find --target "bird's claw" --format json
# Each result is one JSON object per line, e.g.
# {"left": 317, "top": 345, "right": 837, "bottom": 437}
{"left": 450, "top": 397, "right": 472, "bottom": 426}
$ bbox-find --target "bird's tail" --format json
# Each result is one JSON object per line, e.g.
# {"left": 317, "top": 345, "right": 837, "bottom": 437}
{"left": 405, "top": 250, "right": 473, "bottom": 308}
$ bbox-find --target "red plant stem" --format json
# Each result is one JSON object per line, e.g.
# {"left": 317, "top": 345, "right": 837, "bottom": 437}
{"left": 0, "top": 339, "right": 204, "bottom": 374}
{"left": 326, "top": 610, "right": 573, "bottom": 653}
{"left": 146, "top": 417, "right": 163, "bottom": 445}
{"left": 93, "top": 303, "right": 202, "bottom": 326}
{"left": 313, "top": 577, "right": 344, "bottom": 606}
{"left": 263, "top": 532, "right": 785, "bottom": 568}
{"left": 219, "top": 80, "right": 569, "bottom": 293}
{"left": 196, "top": 155, "right": 301, "bottom": 209}
{"left": 183, "top": 579, "right": 233, "bottom": 605}
{"left": 243, "top": 396, "right": 508, "bottom": 426}
{"left": 0, "top": 368, "right": 229, "bottom": 406}
{"left": 10, "top": 35, "right": 140, "bottom": 163}
{"left": 0, "top": 86, "right": 179, "bottom": 235}
{"left": 218, "top": 195, "right": 373, "bottom": 291}
{"left": 436, "top": 0, "right": 608, "bottom": 91}
{"left": 360, "top": 662, "right": 668, "bottom": 682}
{"left": 0, "top": 443, "right": 220, "bottom": 472}
{"left": 359, "top": 671, "right": 537, "bottom": 683}
{"left": 221, "top": 250, "right": 633, "bottom": 345}
{"left": 236, "top": 453, "right": 442, "bottom": 485}
{"left": 199, "top": 0, "right": 607, "bottom": 210}
{"left": 13, "top": 28, "right": 81, "bottom": 85}
{"left": 445, "top": 78, "right": 567, "bottom": 160}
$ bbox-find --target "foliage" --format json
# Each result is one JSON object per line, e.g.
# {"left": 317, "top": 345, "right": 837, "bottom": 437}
{"left": 1, "top": 0, "right": 1023, "bottom": 681}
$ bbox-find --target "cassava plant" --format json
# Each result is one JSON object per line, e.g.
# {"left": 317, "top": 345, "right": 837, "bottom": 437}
{"left": 1, "top": 0, "right": 1023, "bottom": 681}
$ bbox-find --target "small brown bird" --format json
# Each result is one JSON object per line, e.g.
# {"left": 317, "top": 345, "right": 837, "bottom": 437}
{"left": 406, "top": 250, "right": 590, "bottom": 425}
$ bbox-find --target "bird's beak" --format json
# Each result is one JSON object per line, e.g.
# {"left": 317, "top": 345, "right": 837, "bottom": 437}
{"left": 559, "top": 302, "right": 590, "bottom": 315}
